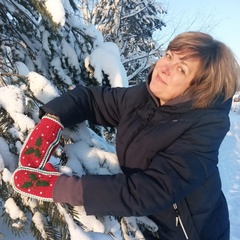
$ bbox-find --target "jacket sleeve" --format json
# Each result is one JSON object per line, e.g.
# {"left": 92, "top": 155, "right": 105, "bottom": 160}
{"left": 39, "top": 84, "right": 132, "bottom": 128}
{"left": 81, "top": 110, "right": 230, "bottom": 216}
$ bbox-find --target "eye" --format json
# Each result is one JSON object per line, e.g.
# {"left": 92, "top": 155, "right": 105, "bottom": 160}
{"left": 178, "top": 67, "right": 185, "bottom": 75}
{"left": 165, "top": 52, "right": 172, "bottom": 59}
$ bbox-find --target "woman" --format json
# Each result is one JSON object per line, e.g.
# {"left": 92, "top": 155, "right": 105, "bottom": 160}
{"left": 12, "top": 32, "right": 240, "bottom": 239}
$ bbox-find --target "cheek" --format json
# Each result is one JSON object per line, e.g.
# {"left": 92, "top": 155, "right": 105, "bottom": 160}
{"left": 149, "top": 80, "right": 155, "bottom": 93}
{"left": 154, "top": 59, "right": 164, "bottom": 69}
{"left": 155, "top": 59, "right": 164, "bottom": 70}
{"left": 170, "top": 77, "right": 190, "bottom": 94}
{"left": 152, "top": 65, "right": 159, "bottom": 77}
{"left": 178, "top": 79, "right": 192, "bottom": 92}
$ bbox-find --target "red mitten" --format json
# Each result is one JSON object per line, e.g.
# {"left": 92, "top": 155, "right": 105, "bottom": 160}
{"left": 12, "top": 166, "right": 61, "bottom": 201}
{"left": 19, "top": 115, "right": 63, "bottom": 169}
{"left": 44, "top": 162, "right": 58, "bottom": 172}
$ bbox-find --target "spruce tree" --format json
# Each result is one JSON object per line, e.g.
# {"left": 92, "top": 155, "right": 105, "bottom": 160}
{"left": 0, "top": 0, "right": 166, "bottom": 239}
{"left": 80, "top": 0, "right": 167, "bottom": 84}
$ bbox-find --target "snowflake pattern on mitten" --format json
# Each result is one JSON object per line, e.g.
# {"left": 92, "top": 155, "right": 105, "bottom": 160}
{"left": 19, "top": 115, "right": 63, "bottom": 169}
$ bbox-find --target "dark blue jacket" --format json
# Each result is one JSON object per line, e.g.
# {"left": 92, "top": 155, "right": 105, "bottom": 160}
{"left": 40, "top": 81, "right": 231, "bottom": 240}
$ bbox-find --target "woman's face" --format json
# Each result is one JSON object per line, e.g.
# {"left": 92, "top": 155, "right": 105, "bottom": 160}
{"left": 150, "top": 50, "right": 200, "bottom": 105}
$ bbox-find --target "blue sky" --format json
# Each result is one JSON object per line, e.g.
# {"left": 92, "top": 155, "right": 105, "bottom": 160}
{"left": 158, "top": 0, "right": 240, "bottom": 62}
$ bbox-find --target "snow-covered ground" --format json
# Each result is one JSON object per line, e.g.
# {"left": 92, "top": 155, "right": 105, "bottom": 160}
{"left": 219, "top": 108, "right": 240, "bottom": 240}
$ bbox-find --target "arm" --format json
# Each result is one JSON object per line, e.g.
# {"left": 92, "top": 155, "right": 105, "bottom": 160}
{"left": 14, "top": 106, "right": 230, "bottom": 215}
{"left": 76, "top": 110, "right": 230, "bottom": 216}
{"left": 39, "top": 84, "right": 132, "bottom": 128}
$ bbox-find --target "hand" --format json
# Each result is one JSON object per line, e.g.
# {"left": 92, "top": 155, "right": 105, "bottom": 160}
{"left": 12, "top": 164, "right": 61, "bottom": 201}
{"left": 19, "top": 115, "right": 63, "bottom": 169}
{"left": 12, "top": 163, "right": 83, "bottom": 205}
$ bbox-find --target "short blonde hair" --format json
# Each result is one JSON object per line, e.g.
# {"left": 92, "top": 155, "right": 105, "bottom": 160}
{"left": 167, "top": 31, "right": 240, "bottom": 109}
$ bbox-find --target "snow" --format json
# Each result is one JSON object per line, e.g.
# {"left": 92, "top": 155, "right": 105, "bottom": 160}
{"left": 61, "top": 39, "right": 81, "bottom": 73}
{"left": 4, "top": 198, "right": 26, "bottom": 222}
{"left": 56, "top": 204, "right": 113, "bottom": 240}
{"left": 219, "top": 109, "right": 240, "bottom": 240}
{"left": 0, "top": 56, "right": 157, "bottom": 239}
{"left": 0, "top": 154, "right": 4, "bottom": 171}
{"left": 85, "top": 42, "right": 128, "bottom": 87}
{"left": 83, "top": 25, "right": 104, "bottom": 47}
{"left": 27, "top": 72, "right": 59, "bottom": 103}
{"left": 0, "top": 138, "right": 18, "bottom": 172}
{"left": 32, "top": 211, "right": 48, "bottom": 239}
{"left": 0, "top": 86, "right": 25, "bottom": 114}
{"left": 51, "top": 57, "right": 74, "bottom": 85}
{"left": 44, "top": 0, "right": 66, "bottom": 26}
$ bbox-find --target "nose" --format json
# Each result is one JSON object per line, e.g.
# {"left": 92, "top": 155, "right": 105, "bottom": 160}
{"left": 161, "top": 64, "right": 171, "bottom": 76}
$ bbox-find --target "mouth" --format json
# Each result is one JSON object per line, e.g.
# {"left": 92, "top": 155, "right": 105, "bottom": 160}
{"left": 156, "top": 75, "right": 167, "bottom": 85}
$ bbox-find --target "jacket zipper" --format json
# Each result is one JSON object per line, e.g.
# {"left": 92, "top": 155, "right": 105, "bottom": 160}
{"left": 173, "top": 203, "right": 189, "bottom": 239}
